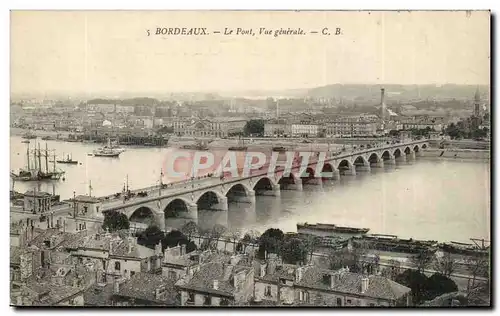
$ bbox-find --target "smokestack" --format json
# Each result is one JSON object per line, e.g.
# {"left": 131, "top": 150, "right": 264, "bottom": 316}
{"left": 380, "top": 88, "right": 386, "bottom": 123}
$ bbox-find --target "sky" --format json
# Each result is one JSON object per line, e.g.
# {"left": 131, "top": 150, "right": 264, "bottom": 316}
{"left": 10, "top": 11, "right": 490, "bottom": 95}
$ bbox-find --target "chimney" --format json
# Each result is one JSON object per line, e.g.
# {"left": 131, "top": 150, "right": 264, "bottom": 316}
{"left": 155, "top": 287, "right": 164, "bottom": 300}
{"left": 259, "top": 262, "right": 266, "bottom": 278}
{"left": 213, "top": 279, "right": 219, "bottom": 290}
{"left": 330, "top": 273, "right": 340, "bottom": 288}
{"left": 114, "top": 280, "right": 120, "bottom": 294}
{"left": 128, "top": 237, "right": 135, "bottom": 253}
{"left": 109, "top": 240, "right": 113, "bottom": 254}
{"left": 230, "top": 255, "right": 238, "bottom": 266}
{"left": 295, "top": 266, "right": 303, "bottom": 283}
{"left": 181, "top": 244, "right": 186, "bottom": 256}
{"left": 380, "top": 88, "right": 386, "bottom": 123}
{"left": 361, "top": 277, "right": 369, "bottom": 293}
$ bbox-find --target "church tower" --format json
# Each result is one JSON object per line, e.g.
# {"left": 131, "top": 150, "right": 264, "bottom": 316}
{"left": 473, "top": 87, "right": 481, "bottom": 117}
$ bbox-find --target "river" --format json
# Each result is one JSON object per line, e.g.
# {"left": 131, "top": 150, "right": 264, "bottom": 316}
{"left": 10, "top": 136, "right": 490, "bottom": 243}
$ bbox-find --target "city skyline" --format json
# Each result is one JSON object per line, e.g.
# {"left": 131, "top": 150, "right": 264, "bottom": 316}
{"left": 11, "top": 11, "right": 490, "bottom": 95}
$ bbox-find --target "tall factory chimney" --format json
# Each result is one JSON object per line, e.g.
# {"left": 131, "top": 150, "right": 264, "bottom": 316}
{"left": 380, "top": 88, "right": 386, "bottom": 123}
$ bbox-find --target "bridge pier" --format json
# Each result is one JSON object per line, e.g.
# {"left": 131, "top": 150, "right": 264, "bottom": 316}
{"left": 396, "top": 155, "right": 406, "bottom": 163}
{"left": 371, "top": 159, "right": 384, "bottom": 168}
{"left": 165, "top": 203, "right": 199, "bottom": 232}
{"left": 355, "top": 163, "right": 371, "bottom": 172}
{"left": 383, "top": 157, "right": 396, "bottom": 165}
{"left": 415, "top": 151, "right": 422, "bottom": 157}
{"left": 230, "top": 190, "right": 256, "bottom": 204}
{"left": 407, "top": 151, "right": 416, "bottom": 160}
{"left": 213, "top": 196, "right": 229, "bottom": 211}
{"left": 256, "top": 184, "right": 281, "bottom": 197}
{"left": 155, "top": 213, "right": 166, "bottom": 231}
{"left": 285, "top": 178, "right": 303, "bottom": 191}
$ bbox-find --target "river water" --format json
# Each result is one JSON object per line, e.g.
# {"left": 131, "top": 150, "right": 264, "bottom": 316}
{"left": 10, "top": 136, "right": 490, "bottom": 243}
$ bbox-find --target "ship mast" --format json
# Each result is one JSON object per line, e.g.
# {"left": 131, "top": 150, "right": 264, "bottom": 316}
{"left": 37, "top": 143, "right": 42, "bottom": 173}
{"left": 26, "top": 142, "right": 30, "bottom": 170}
{"left": 45, "top": 143, "right": 49, "bottom": 173}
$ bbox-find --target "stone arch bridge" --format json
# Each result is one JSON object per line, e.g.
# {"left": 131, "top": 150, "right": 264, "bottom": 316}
{"left": 102, "top": 140, "right": 429, "bottom": 231}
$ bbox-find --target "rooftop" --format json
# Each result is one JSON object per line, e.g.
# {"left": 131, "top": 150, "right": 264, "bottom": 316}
{"left": 295, "top": 267, "right": 411, "bottom": 301}
{"left": 115, "top": 272, "right": 178, "bottom": 305}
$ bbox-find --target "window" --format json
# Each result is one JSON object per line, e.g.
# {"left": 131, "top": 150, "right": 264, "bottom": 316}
{"left": 115, "top": 262, "right": 121, "bottom": 270}
{"left": 187, "top": 292, "right": 195, "bottom": 304}
{"left": 347, "top": 299, "right": 352, "bottom": 305}
{"left": 204, "top": 295, "right": 211, "bottom": 306}
{"left": 336, "top": 298, "right": 342, "bottom": 306}
{"left": 168, "top": 270, "right": 177, "bottom": 280}
{"left": 265, "top": 286, "right": 272, "bottom": 297}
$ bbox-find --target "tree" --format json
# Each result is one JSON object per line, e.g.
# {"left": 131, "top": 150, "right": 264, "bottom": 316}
{"left": 411, "top": 250, "right": 434, "bottom": 273}
{"left": 281, "top": 237, "right": 309, "bottom": 265}
{"left": 464, "top": 255, "right": 489, "bottom": 293}
{"left": 303, "top": 235, "right": 321, "bottom": 263}
{"left": 395, "top": 269, "right": 429, "bottom": 305}
{"left": 243, "top": 119, "right": 265, "bottom": 136}
{"left": 102, "top": 210, "right": 130, "bottom": 232}
{"left": 381, "top": 259, "right": 401, "bottom": 280}
{"left": 163, "top": 229, "right": 197, "bottom": 253}
{"left": 425, "top": 273, "right": 458, "bottom": 300}
{"left": 228, "top": 229, "right": 242, "bottom": 253}
{"left": 257, "top": 228, "right": 284, "bottom": 259}
{"left": 181, "top": 221, "right": 199, "bottom": 241}
{"left": 137, "top": 225, "right": 164, "bottom": 249}
{"left": 328, "top": 247, "right": 365, "bottom": 273}
{"left": 433, "top": 252, "right": 457, "bottom": 277}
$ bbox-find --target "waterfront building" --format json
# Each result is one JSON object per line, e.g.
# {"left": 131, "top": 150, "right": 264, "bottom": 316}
{"left": 254, "top": 256, "right": 297, "bottom": 305}
{"left": 263, "top": 119, "right": 291, "bottom": 137}
{"left": 172, "top": 117, "right": 247, "bottom": 137}
{"left": 177, "top": 254, "right": 255, "bottom": 306}
{"left": 291, "top": 123, "right": 319, "bottom": 138}
{"left": 293, "top": 266, "right": 411, "bottom": 306}
{"left": 111, "top": 272, "right": 179, "bottom": 306}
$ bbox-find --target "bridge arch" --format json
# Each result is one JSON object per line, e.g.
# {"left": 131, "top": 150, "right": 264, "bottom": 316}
{"left": 381, "top": 150, "right": 392, "bottom": 160}
{"left": 404, "top": 146, "right": 412, "bottom": 155}
{"left": 253, "top": 176, "right": 276, "bottom": 193}
{"left": 368, "top": 152, "right": 380, "bottom": 164}
{"left": 224, "top": 183, "right": 251, "bottom": 202}
{"left": 393, "top": 148, "right": 402, "bottom": 158}
{"left": 163, "top": 198, "right": 191, "bottom": 220}
{"left": 413, "top": 145, "right": 420, "bottom": 152}
{"left": 422, "top": 143, "right": 428, "bottom": 149}
{"left": 277, "top": 172, "right": 298, "bottom": 189}
{"left": 353, "top": 155, "right": 368, "bottom": 166}
{"left": 337, "top": 159, "right": 354, "bottom": 176}
{"left": 321, "top": 163, "right": 335, "bottom": 180}
{"left": 129, "top": 206, "right": 158, "bottom": 227}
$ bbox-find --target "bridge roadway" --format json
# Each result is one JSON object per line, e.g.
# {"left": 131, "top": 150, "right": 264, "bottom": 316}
{"left": 80, "top": 139, "right": 429, "bottom": 230}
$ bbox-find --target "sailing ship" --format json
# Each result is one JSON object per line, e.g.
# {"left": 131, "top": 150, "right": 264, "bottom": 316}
{"left": 11, "top": 142, "right": 65, "bottom": 181}
{"left": 92, "top": 139, "right": 121, "bottom": 157}
{"left": 182, "top": 139, "right": 209, "bottom": 150}
{"left": 56, "top": 153, "right": 78, "bottom": 164}
{"left": 96, "top": 138, "right": 125, "bottom": 153}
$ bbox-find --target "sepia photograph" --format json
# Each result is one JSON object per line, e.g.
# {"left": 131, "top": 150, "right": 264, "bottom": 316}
{"left": 9, "top": 10, "right": 491, "bottom": 308}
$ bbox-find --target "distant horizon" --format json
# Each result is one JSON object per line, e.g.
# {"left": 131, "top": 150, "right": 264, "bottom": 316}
{"left": 11, "top": 11, "right": 490, "bottom": 95}
{"left": 10, "top": 82, "right": 491, "bottom": 99}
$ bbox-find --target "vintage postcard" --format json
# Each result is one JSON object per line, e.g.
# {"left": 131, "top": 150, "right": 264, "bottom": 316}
{"left": 10, "top": 10, "right": 490, "bottom": 307}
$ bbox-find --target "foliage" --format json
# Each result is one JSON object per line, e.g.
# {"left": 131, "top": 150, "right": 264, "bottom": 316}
{"left": 426, "top": 273, "right": 458, "bottom": 299}
{"left": 328, "top": 248, "right": 364, "bottom": 273}
{"left": 411, "top": 250, "right": 434, "bottom": 273}
{"left": 257, "top": 228, "right": 284, "bottom": 259}
{"left": 395, "top": 269, "right": 429, "bottom": 304}
{"left": 433, "top": 252, "right": 457, "bottom": 277}
{"left": 137, "top": 225, "right": 164, "bottom": 249}
{"left": 102, "top": 210, "right": 130, "bottom": 232}
{"left": 180, "top": 221, "right": 199, "bottom": 241}
{"left": 243, "top": 119, "right": 265, "bottom": 136}
{"left": 280, "top": 236, "right": 309, "bottom": 265}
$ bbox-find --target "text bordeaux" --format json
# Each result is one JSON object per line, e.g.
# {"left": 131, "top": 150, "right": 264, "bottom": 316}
{"left": 155, "top": 27, "right": 208, "bottom": 36}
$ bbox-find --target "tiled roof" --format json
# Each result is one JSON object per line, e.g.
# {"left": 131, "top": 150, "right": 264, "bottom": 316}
{"left": 83, "top": 284, "right": 115, "bottom": 306}
{"left": 116, "top": 273, "right": 178, "bottom": 305}
{"left": 11, "top": 246, "right": 21, "bottom": 265}
{"left": 295, "top": 267, "right": 410, "bottom": 301}
{"left": 179, "top": 261, "right": 236, "bottom": 297}
{"left": 109, "top": 239, "right": 155, "bottom": 259}
{"left": 27, "top": 229, "right": 79, "bottom": 249}
{"left": 257, "top": 264, "right": 297, "bottom": 283}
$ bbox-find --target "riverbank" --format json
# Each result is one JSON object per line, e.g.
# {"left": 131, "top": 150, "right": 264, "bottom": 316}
{"left": 421, "top": 148, "right": 490, "bottom": 160}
